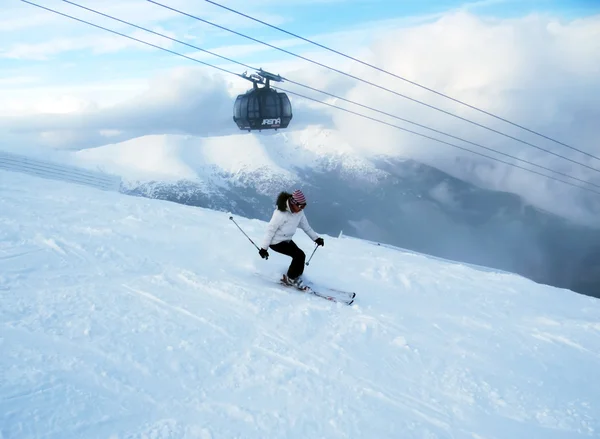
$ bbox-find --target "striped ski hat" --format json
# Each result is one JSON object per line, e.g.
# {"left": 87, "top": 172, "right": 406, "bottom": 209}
{"left": 291, "top": 189, "right": 306, "bottom": 205}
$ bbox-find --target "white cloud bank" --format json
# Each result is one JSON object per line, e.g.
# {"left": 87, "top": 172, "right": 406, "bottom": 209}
{"left": 329, "top": 11, "right": 600, "bottom": 224}
{"left": 3, "top": 10, "right": 600, "bottom": 225}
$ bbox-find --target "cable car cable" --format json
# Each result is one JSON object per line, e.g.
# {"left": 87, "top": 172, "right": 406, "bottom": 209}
{"left": 20, "top": 1, "right": 242, "bottom": 80}
{"left": 20, "top": 0, "right": 600, "bottom": 196}
{"left": 200, "top": 0, "right": 589, "bottom": 160}
{"left": 277, "top": 80, "right": 600, "bottom": 185}
{"left": 273, "top": 86, "right": 600, "bottom": 196}
{"left": 58, "top": 0, "right": 257, "bottom": 72}
{"left": 53, "top": 0, "right": 600, "bottom": 183}
{"left": 145, "top": 0, "right": 600, "bottom": 166}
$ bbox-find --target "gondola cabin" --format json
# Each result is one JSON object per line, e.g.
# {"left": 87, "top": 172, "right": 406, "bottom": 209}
{"left": 233, "top": 69, "right": 293, "bottom": 132}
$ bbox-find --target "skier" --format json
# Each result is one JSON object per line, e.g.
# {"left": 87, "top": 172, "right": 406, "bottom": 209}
{"left": 259, "top": 189, "right": 324, "bottom": 288}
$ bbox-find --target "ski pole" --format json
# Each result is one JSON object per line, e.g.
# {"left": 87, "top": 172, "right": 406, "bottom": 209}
{"left": 305, "top": 243, "right": 319, "bottom": 266}
{"left": 229, "top": 216, "right": 259, "bottom": 250}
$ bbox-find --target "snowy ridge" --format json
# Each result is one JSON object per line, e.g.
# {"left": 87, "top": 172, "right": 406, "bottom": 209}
{"left": 0, "top": 150, "right": 121, "bottom": 192}
{"left": 1, "top": 170, "right": 600, "bottom": 438}
{"left": 73, "top": 129, "right": 384, "bottom": 188}
{"left": 75, "top": 133, "right": 295, "bottom": 182}
{"left": 346, "top": 234, "right": 519, "bottom": 277}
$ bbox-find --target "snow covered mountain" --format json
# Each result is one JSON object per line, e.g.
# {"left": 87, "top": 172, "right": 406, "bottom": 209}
{"left": 71, "top": 130, "right": 600, "bottom": 299}
{"left": 2, "top": 168, "right": 600, "bottom": 438}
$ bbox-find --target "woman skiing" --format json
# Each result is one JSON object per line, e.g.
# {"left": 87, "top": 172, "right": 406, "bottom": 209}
{"left": 259, "top": 189, "right": 324, "bottom": 288}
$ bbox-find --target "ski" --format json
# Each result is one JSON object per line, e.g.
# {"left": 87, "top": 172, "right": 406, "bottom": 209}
{"left": 301, "top": 281, "right": 356, "bottom": 301}
{"left": 311, "top": 288, "right": 354, "bottom": 306}
{"left": 279, "top": 279, "right": 355, "bottom": 305}
{"left": 253, "top": 273, "right": 356, "bottom": 305}
{"left": 322, "top": 287, "right": 356, "bottom": 300}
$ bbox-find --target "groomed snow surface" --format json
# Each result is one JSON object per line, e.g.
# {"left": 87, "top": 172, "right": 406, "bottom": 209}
{"left": 1, "top": 170, "right": 599, "bottom": 439}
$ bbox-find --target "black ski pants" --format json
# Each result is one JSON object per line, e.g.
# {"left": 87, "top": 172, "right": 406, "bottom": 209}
{"left": 270, "top": 240, "right": 305, "bottom": 279}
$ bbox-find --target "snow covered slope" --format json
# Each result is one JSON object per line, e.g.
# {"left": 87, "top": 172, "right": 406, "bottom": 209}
{"left": 1, "top": 169, "right": 599, "bottom": 439}
{"left": 0, "top": 150, "right": 121, "bottom": 192}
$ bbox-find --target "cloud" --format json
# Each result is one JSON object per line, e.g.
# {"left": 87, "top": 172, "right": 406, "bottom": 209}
{"left": 1, "top": 21, "right": 179, "bottom": 61}
{"left": 0, "top": 75, "right": 41, "bottom": 86}
{"left": 0, "top": 77, "right": 148, "bottom": 117}
{"left": 3, "top": 5, "right": 600, "bottom": 226}
{"left": 326, "top": 12, "right": 600, "bottom": 225}
{"left": 2, "top": 66, "right": 333, "bottom": 150}
{"left": 3, "top": 68, "right": 227, "bottom": 137}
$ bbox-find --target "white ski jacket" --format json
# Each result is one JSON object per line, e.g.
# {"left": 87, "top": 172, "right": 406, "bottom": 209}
{"left": 261, "top": 201, "right": 319, "bottom": 249}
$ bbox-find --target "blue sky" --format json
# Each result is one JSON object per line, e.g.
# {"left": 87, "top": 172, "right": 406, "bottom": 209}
{"left": 0, "top": 0, "right": 598, "bottom": 138}
{"left": 270, "top": 0, "right": 600, "bottom": 34}
{"left": 1, "top": 0, "right": 599, "bottom": 119}
{"left": 3, "top": 0, "right": 599, "bottom": 95}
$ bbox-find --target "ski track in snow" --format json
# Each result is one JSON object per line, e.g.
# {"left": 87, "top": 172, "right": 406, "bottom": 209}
{"left": 1, "top": 171, "right": 599, "bottom": 438}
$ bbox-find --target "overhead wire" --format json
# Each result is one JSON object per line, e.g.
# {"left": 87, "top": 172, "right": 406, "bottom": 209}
{"left": 19, "top": 0, "right": 600, "bottom": 197}
{"left": 145, "top": 0, "right": 600, "bottom": 169}
{"left": 279, "top": 88, "right": 600, "bottom": 197}
{"left": 201, "top": 0, "right": 592, "bottom": 160}
{"left": 19, "top": 2, "right": 242, "bottom": 78}
{"left": 54, "top": 0, "right": 600, "bottom": 188}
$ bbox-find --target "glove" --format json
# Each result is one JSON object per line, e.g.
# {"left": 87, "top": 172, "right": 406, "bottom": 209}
{"left": 259, "top": 248, "right": 269, "bottom": 259}
{"left": 314, "top": 237, "right": 324, "bottom": 247}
